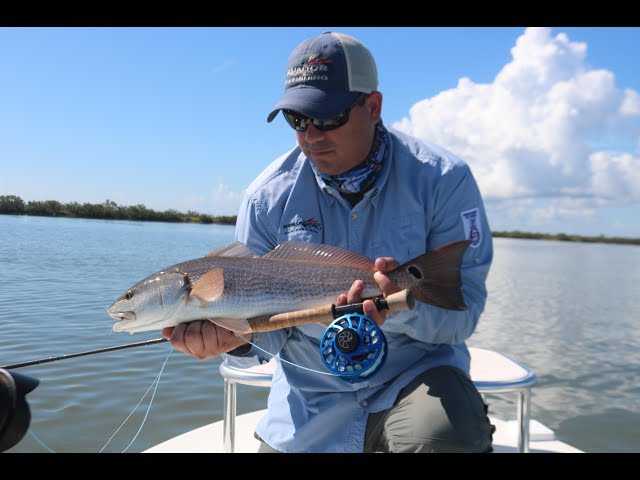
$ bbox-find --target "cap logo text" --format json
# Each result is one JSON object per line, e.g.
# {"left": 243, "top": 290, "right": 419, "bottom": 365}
{"left": 285, "top": 54, "right": 333, "bottom": 86}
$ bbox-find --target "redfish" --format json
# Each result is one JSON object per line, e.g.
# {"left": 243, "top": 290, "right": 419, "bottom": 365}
{"left": 108, "top": 240, "right": 470, "bottom": 334}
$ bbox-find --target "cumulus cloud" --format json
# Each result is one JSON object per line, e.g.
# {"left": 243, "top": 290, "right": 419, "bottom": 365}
{"left": 393, "top": 27, "right": 640, "bottom": 212}
{"left": 180, "top": 182, "right": 245, "bottom": 216}
{"left": 211, "top": 182, "right": 245, "bottom": 212}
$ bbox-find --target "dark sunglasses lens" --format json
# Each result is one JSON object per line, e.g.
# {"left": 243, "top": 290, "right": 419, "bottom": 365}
{"left": 314, "top": 116, "right": 347, "bottom": 131}
{"left": 283, "top": 111, "right": 307, "bottom": 132}
{"left": 283, "top": 93, "right": 366, "bottom": 132}
{"left": 283, "top": 109, "right": 349, "bottom": 132}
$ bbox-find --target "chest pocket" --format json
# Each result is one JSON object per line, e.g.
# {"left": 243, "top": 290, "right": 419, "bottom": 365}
{"left": 370, "top": 213, "right": 425, "bottom": 262}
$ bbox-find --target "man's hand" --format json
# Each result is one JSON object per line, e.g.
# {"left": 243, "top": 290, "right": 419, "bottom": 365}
{"left": 162, "top": 321, "right": 251, "bottom": 360}
{"left": 335, "top": 257, "right": 401, "bottom": 327}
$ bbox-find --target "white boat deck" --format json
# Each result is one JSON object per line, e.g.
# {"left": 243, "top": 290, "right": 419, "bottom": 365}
{"left": 145, "top": 409, "right": 582, "bottom": 453}
{"left": 145, "top": 347, "right": 583, "bottom": 453}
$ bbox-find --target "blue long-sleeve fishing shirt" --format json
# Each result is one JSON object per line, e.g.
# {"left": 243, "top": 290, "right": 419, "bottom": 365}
{"left": 225, "top": 126, "right": 493, "bottom": 453}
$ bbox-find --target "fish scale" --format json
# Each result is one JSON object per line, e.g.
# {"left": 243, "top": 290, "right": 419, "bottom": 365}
{"left": 210, "top": 257, "right": 381, "bottom": 314}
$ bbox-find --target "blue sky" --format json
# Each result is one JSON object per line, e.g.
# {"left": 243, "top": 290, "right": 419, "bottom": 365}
{"left": 1, "top": 27, "right": 639, "bottom": 238}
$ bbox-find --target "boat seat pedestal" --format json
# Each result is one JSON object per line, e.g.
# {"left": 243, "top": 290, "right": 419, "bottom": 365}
{"left": 219, "top": 346, "right": 537, "bottom": 453}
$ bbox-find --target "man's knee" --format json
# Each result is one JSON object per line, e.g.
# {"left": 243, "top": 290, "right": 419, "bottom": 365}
{"left": 373, "top": 366, "right": 495, "bottom": 453}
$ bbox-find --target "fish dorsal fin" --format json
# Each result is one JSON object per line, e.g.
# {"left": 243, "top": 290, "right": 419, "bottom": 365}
{"left": 263, "top": 242, "right": 375, "bottom": 270}
{"left": 204, "top": 242, "right": 258, "bottom": 258}
{"left": 190, "top": 268, "right": 224, "bottom": 303}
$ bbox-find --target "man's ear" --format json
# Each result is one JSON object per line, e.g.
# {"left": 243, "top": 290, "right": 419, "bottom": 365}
{"left": 367, "top": 91, "right": 383, "bottom": 123}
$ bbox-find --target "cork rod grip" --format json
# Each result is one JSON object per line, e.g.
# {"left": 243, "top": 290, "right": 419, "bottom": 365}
{"left": 247, "top": 289, "right": 414, "bottom": 333}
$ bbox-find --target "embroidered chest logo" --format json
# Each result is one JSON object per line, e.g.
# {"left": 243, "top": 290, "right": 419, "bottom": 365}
{"left": 460, "top": 208, "right": 482, "bottom": 248}
{"left": 283, "top": 217, "right": 323, "bottom": 235}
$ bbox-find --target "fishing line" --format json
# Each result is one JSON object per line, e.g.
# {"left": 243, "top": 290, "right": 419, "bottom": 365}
{"left": 2, "top": 338, "right": 171, "bottom": 452}
{"left": 235, "top": 314, "right": 388, "bottom": 383}
{"left": 238, "top": 335, "right": 334, "bottom": 376}
{"left": 6, "top": 303, "right": 387, "bottom": 451}
{"left": 27, "top": 429, "right": 56, "bottom": 453}
{"left": 100, "top": 346, "right": 173, "bottom": 453}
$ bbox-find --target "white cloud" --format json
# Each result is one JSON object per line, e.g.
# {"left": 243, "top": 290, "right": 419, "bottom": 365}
{"left": 529, "top": 199, "right": 597, "bottom": 221}
{"left": 590, "top": 152, "right": 640, "bottom": 203}
{"left": 211, "top": 182, "right": 245, "bottom": 211}
{"left": 393, "top": 27, "right": 640, "bottom": 219}
{"left": 621, "top": 88, "right": 640, "bottom": 116}
{"left": 180, "top": 182, "right": 245, "bottom": 216}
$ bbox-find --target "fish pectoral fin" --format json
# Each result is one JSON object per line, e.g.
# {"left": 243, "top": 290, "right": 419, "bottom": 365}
{"left": 190, "top": 268, "right": 224, "bottom": 304}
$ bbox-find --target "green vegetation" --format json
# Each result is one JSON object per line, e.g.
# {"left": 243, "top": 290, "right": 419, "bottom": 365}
{"left": 1, "top": 195, "right": 638, "bottom": 245}
{"left": 0, "top": 195, "right": 236, "bottom": 226}
{"left": 492, "top": 230, "right": 640, "bottom": 246}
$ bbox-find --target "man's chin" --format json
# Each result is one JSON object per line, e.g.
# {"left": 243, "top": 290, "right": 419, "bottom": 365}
{"left": 309, "top": 157, "right": 344, "bottom": 176}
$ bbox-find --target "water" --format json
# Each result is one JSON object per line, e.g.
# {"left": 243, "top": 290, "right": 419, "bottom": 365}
{"left": 1, "top": 215, "right": 638, "bottom": 453}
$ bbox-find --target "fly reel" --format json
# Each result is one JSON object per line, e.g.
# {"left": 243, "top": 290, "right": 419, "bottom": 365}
{"left": 319, "top": 313, "right": 387, "bottom": 383}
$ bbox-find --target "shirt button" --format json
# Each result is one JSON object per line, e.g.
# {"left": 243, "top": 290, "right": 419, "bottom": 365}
{"left": 351, "top": 213, "right": 358, "bottom": 220}
{"left": 361, "top": 400, "right": 368, "bottom": 407}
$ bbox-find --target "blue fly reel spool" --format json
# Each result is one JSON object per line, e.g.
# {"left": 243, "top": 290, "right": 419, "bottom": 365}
{"left": 319, "top": 313, "right": 387, "bottom": 383}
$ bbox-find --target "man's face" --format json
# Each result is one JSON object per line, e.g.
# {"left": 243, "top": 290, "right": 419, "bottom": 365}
{"left": 295, "top": 92, "right": 382, "bottom": 176}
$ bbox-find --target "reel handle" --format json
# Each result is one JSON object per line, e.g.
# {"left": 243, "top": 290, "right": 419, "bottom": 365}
{"left": 248, "top": 289, "right": 414, "bottom": 333}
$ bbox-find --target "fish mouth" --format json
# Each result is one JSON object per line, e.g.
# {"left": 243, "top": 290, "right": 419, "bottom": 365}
{"left": 112, "top": 317, "right": 172, "bottom": 334}
{"left": 108, "top": 311, "right": 136, "bottom": 322}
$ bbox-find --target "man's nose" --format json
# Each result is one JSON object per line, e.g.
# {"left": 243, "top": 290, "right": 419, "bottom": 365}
{"left": 303, "top": 123, "right": 325, "bottom": 142}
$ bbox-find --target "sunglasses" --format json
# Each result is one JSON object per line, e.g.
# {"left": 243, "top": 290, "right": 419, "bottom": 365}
{"left": 282, "top": 93, "right": 368, "bottom": 132}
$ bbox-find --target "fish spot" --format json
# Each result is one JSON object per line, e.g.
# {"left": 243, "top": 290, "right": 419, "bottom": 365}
{"left": 407, "top": 266, "right": 422, "bottom": 280}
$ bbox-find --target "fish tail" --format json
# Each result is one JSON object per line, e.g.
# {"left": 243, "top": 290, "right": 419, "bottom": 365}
{"left": 390, "top": 240, "right": 471, "bottom": 311}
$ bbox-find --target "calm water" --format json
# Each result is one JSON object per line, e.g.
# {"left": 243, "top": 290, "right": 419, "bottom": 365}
{"left": 1, "top": 215, "right": 638, "bottom": 453}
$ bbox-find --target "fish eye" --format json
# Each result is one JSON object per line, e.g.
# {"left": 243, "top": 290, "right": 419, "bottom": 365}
{"left": 124, "top": 291, "right": 133, "bottom": 301}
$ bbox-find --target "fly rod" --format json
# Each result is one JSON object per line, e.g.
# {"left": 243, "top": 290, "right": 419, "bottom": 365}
{"left": 1, "top": 291, "right": 413, "bottom": 370}
{"left": 1, "top": 338, "right": 168, "bottom": 370}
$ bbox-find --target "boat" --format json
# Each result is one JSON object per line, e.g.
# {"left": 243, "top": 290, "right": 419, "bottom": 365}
{"left": 144, "top": 347, "right": 584, "bottom": 453}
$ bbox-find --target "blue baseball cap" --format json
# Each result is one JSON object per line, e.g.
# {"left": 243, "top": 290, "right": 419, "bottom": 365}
{"left": 267, "top": 32, "right": 378, "bottom": 122}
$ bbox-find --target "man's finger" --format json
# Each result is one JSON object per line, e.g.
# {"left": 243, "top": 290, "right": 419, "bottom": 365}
{"left": 335, "top": 293, "right": 348, "bottom": 306}
{"left": 161, "top": 326, "right": 175, "bottom": 340}
{"left": 375, "top": 257, "right": 399, "bottom": 273}
{"left": 167, "top": 322, "right": 189, "bottom": 355}
{"left": 183, "top": 321, "right": 209, "bottom": 360}
{"left": 347, "top": 279, "right": 365, "bottom": 304}
{"left": 374, "top": 271, "right": 401, "bottom": 297}
{"left": 363, "top": 299, "right": 386, "bottom": 327}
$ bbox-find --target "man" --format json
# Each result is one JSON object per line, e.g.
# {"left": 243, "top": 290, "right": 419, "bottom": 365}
{"left": 163, "top": 31, "right": 495, "bottom": 453}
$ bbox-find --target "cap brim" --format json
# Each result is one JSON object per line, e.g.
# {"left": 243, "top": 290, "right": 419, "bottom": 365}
{"left": 267, "top": 88, "right": 361, "bottom": 123}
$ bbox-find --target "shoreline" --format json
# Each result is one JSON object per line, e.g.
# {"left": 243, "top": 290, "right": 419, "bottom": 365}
{"left": 1, "top": 195, "right": 638, "bottom": 246}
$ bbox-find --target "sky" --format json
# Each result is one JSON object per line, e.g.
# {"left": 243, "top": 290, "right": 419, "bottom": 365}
{"left": 1, "top": 26, "right": 639, "bottom": 238}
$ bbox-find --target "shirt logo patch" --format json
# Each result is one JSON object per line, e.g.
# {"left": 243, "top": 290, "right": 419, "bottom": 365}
{"left": 460, "top": 208, "right": 482, "bottom": 248}
{"left": 283, "top": 217, "right": 323, "bottom": 235}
